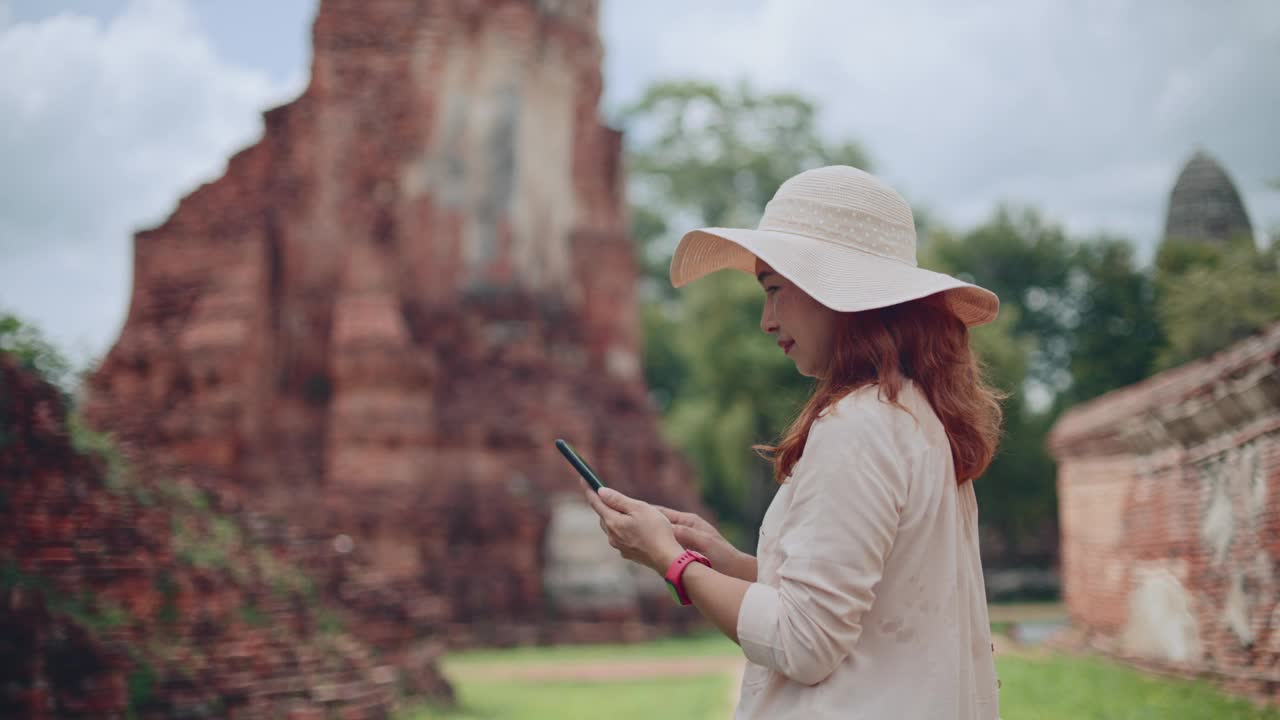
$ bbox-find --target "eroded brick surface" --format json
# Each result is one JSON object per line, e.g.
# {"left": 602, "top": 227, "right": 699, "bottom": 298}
{"left": 1049, "top": 322, "right": 1280, "bottom": 700}
{"left": 2, "top": 354, "right": 432, "bottom": 719}
{"left": 82, "top": 0, "right": 705, "bottom": 655}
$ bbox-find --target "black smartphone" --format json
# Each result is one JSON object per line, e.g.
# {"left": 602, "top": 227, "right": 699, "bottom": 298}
{"left": 555, "top": 438, "right": 606, "bottom": 493}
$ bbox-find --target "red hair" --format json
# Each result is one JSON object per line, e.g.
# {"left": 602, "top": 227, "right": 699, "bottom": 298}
{"left": 755, "top": 294, "right": 1004, "bottom": 484}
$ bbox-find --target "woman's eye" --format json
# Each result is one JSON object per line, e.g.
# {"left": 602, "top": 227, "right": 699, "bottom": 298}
{"left": 765, "top": 286, "right": 780, "bottom": 295}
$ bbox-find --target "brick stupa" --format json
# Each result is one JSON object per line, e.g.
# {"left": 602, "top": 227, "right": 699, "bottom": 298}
{"left": 86, "top": 0, "right": 705, "bottom": 646}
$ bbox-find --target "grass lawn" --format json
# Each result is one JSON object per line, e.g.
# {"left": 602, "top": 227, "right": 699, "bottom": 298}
{"left": 405, "top": 632, "right": 738, "bottom": 720}
{"left": 399, "top": 627, "right": 1280, "bottom": 720}
{"left": 400, "top": 675, "right": 732, "bottom": 720}
{"left": 997, "top": 653, "right": 1279, "bottom": 720}
{"left": 440, "top": 631, "right": 739, "bottom": 671}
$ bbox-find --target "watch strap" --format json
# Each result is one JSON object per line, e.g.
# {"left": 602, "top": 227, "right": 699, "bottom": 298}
{"left": 663, "top": 549, "right": 712, "bottom": 605}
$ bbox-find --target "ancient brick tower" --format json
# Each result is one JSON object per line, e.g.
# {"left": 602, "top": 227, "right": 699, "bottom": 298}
{"left": 1163, "top": 150, "right": 1255, "bottom": 247}
{"left": 86, "top": 0, "right": 704, "bottom": 644}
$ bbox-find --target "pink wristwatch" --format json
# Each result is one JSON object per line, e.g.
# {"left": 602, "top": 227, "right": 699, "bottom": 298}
{"left": 663, "top": 549, "right": 712, "bottom": 605}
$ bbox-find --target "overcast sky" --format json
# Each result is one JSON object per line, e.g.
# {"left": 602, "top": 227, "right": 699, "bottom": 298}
{"left": 2, "top": 0, "right": 1278, "bottom": 365}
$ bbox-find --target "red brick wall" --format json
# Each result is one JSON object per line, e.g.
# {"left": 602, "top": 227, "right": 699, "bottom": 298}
{"left": 1050, "top": 323, "right": 1280, "bottom": 700}
{"left": 1, "top": 355, "right": 434, "bottom": 719}
{"left": 81, "top": 0, "right": 708, "bottom": 652}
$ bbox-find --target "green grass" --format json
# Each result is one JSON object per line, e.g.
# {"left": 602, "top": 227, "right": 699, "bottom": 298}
{"left": 988, "top": 601, "right": 1067, "bottom": 623}
{"left": 401, "top": 632, "right": 1280, "bottom": 720}
{"left": 401, "top": 675, "right": 731, "bottom": 720}
{"left": 440, "top": 631, "right": 739, "bottom": 670}
{"left": 403, "top": 632, "right": 738, "bottom": 720}
{"left": 997, "top": 653, "right": 1280, "bottom": 720}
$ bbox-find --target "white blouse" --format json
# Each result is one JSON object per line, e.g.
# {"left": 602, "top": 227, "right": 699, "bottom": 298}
{"left": 734, "top": 381, "right": 1000, "bottom": 719}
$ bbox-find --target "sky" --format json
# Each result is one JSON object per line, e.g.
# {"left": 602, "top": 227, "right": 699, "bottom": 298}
{"left": 2, "top": 0, "right": 1279, "bottom": 365}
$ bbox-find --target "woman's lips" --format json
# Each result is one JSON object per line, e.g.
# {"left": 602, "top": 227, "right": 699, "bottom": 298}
{"left": 779, "top": 340, "right": 795, "bottom": 354}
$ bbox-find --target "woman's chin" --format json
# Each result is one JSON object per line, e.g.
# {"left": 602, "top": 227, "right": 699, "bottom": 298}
{"left": 792, "top": 359, "right": 830, "bottom": 380}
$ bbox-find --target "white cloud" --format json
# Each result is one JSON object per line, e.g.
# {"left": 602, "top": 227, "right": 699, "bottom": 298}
{"left": 0, "top": 0, "right": 300, "bottom": 364}
{"left": 603, "top": 0, "right": 1280, "bottom": 255}
{"left": 3, "top": 0, "right": 1279, "bottom": 366}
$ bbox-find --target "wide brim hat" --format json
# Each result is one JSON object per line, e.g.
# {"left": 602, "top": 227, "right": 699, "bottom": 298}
{"left": 670, "top": 166, "right": 999, "bottom": 327}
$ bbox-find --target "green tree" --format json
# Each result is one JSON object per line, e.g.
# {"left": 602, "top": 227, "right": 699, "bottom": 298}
{"left": 624, "top": 81, "right": 1047, "bottom": 555}
{"left": 0, "top": 311, "right": 73, "bottom": 392}
{"left": 921, "top": 212, "right": 1163, "bottom": 562}
{"left": 623, "top": 80, "right": 870, "bottom": 546}
{"left": 1063, "top": 238, "right": 1163, "bottom": 405}
{"left": 924, "top": 210, "right": 1165, "bottom": 407}
{"left": 919, "top": 226, "right": 1055, "bottom": 563}
{"left": 1154, "top": 239, "right": 1280, "bottom": 369}
{"left": 658, "top": 273, "right": 810, "bottom": 544}
{"left": 624, "top": 80, "right": 871, "bottom": 297}
{"left": 924, "top": 207, "right": 1080, "bottom": 396}
{"left": 624, "top": 80, "right": 1173, "bottom": 566}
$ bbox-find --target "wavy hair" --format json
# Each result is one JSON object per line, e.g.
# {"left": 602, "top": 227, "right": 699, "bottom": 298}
{"left": 755, "top": 294, "right": 1005, "bottom": 484}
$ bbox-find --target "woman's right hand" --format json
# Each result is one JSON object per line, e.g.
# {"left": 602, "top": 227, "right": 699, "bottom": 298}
{"left": 657, "top": 506, "right": 757, "bottom": 582}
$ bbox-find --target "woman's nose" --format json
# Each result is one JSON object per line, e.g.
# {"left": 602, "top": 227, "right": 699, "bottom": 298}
{"left": 760, "top": 302, "right": 778, "bottom": 334}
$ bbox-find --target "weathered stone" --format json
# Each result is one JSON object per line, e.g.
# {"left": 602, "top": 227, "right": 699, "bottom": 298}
{"left": 1048, "top": 321, "right": 1280, "bottom": 701}
{"left": 1120, "top": 564, "right": 1202, "bottom": 663}
{"left": 542, "top": 494, "right": 663, "bottom": 611}
{"left": 0, "top": 354, "right": 417, "bottom": 718}
{"left": 83, "top": 0, "right": 705, "bottom": 655}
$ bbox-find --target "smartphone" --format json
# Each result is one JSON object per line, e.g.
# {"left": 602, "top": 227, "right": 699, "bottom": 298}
{"left": 555, "top": 438, "right": 606, "bottom": 493}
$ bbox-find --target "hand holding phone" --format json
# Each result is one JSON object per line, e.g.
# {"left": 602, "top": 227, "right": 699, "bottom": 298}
{"left": 555, "top": 438, "right": 605, "bottom": 493}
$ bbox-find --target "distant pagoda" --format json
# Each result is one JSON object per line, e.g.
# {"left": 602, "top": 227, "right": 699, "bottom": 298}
{"left": 1163, "top": 150, "right": 1254, "bottom": 247}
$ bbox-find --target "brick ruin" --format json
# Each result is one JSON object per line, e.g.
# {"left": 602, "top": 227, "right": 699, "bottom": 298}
{"left": 3, "top": 354, "right": 449, "bottom": 719}
{"left": 1048, "top": 150, "right": 1277, "bottom": 701}
{"left": 82, "top": 0, "right": 706, "bottom": 655}
{"left": 1048, "top": 322, "right": 1280, "bottom": 701}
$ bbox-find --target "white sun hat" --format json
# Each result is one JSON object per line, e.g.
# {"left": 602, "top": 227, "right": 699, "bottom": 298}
{"left": 669, "top": 165, "right": 1000, "bottom": 327}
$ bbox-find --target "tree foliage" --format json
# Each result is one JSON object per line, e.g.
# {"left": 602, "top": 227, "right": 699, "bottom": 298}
{"left": 1064, "top": 239, "right": 1163, "bottom": 405}
{"left": 623, "top": 81, "right": 870, "bottom": 545}
{"left": 921, "top": 210, "right": 1173, "bottom": 560}
{"left": 0, "top": 311, "right": 73, "bottom": 392}
{"left": 623, "top": 80, "right": 871, "bottom": 298}
{"left": 624, "top": 82, "right": 1052, "bottom": 555}
{"left": 920, "top": 219, "right": 1056, "bottom": 560}
{"left": 1154, "top": 239, "right": 1280, "bottom": 369}
{"left": 622, "top": 80, "right": 1196, "bottom": 562}
{"left": 924, "top": 207, "right": 1081, "bottom": 397}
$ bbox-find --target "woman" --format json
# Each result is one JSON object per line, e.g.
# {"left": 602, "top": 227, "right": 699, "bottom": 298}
{"left": 585, "top": 165, "right": 1003, "bottom": 719}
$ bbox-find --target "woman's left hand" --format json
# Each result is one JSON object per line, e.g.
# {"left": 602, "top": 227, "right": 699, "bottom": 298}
{"left": 586, "top": 488, "right": 685, "bottom": 574}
